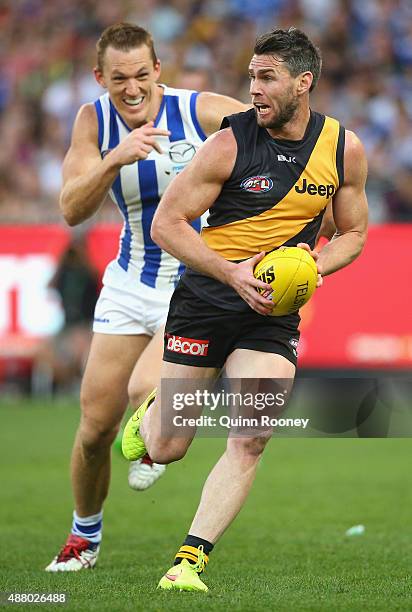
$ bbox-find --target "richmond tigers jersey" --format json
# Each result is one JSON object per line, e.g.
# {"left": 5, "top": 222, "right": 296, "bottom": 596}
{"left": 182, "top": 108, "right": 345, "bottom": 311}
{"left": 94, "top": 86, "right": 207, "bottom": 290}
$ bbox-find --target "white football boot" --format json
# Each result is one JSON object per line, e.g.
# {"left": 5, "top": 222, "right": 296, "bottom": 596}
{"left": 45, "top": 534, "right": 99, "bottom": 572}
{"left": 128, "top": 454, "right": 166, "bottom": 491}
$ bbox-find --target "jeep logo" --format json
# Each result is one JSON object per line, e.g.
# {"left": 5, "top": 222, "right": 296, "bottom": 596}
{"left": 295, "top": 178, "right": 335, "bottom": 198}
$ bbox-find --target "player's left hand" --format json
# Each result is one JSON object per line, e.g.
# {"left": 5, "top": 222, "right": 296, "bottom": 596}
{"left": 296, "top": 242, "right": 323, "bottom": 287}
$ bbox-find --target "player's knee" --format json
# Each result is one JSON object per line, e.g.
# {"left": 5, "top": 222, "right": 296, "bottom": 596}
{"left": 228, "top": 435, "right": 270, "bottom": 461}
{"left": 148, "top": 438, "right": 188, "bottom": 464}
{"left": 127, "top": 378, "right": 153, "bottom": 409}
{"left": 79, "top": 391, "right": 121, "bottom": 452}
{"left": 78, "top": 414, "right": 120, "bottom": 454}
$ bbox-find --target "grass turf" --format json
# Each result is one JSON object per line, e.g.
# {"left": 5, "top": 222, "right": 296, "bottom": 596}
{"left": 0, "top": 398, "right": 411, "bottom": 611}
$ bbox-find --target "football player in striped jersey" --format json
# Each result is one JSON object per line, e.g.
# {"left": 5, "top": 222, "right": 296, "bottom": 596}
{"left": 45, "top": 22, "right": 247, "bottom": 572}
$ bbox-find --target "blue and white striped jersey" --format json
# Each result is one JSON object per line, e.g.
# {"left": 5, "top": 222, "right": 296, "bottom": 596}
{"left": 94, "top": 85, "right": 207, "bottom": 290}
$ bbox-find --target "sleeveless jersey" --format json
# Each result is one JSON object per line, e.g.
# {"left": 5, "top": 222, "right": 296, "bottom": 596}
{"left": 182, "top": 108, "right": 345, "bottom": 311}
{"left": 94, "top": 86, "right": 207, "bottom": 290}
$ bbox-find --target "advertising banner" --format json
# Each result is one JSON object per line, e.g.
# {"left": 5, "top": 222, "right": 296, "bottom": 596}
{"left": 0, "top": 225, "right": 410, "bottom": 368}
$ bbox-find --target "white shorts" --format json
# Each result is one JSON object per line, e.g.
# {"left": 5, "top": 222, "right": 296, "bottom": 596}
{"left": 93, "top": 261, "right": 174, "bottom": 336}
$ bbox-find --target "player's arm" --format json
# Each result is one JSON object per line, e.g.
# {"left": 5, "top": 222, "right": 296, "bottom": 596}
{"left": 60, "top": 104, "right": 118, "bottom": 226}
{"left": 196, "top": 92, "right": 250, "bottom": 136}
{"left": 315, "top": 201, "right": 336, "bottom": 244}
{"left": 151, "top": 129, "right": 273, "bottom": 314}
{"left": 60, "top": 104, "right": 170, "bottom": 226}
{"left": 316, "top": 130, "right": 368, "bottom": 276}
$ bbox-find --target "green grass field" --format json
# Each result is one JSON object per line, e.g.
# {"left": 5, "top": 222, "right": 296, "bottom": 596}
{"left": 1, "top": 398, "right": 411, "bottom": 611}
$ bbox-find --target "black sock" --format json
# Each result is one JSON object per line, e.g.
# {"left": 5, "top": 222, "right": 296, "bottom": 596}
{"left": 173, "top": 534, "right": 214, "bottom": 569}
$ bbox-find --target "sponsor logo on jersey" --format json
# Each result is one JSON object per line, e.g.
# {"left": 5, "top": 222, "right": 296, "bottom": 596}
{"left": 168, "top": 142, "right": 196, "bottom": 164}
{"left": 165, "top": 165, "right": 186, "bottom": 176}
{"left": 277, "top": 154, "right": 296, "bottom": 163}
{"left": 241, "top": 176, "right": 273, "bottom": 193}
{"left": 166, "top": 334, "right": 209, "bottom": 356}
{"left": 295, "top": 178, "right": 335, "bottom": 198}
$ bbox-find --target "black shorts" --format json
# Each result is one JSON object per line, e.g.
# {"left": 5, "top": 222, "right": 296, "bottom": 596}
{"left": 163, "top": 281, "right": 300, "bottom": 368}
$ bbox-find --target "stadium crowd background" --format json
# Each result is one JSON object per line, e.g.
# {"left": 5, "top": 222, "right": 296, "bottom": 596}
{"left": 1, "top": 0, "right": 412, "bottom": 226}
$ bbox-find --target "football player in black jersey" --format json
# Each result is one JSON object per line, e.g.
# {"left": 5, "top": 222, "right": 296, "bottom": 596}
{"left": 123, "top": 27, "right": 368, "bottom": 592}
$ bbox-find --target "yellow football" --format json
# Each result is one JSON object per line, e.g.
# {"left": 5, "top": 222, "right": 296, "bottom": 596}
{"left": 254, "top": 247, "right": 318, "bottom": 316}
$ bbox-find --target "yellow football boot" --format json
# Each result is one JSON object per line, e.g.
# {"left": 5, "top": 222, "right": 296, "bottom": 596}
{"left": 122, "top": 388, "right": 156, "bottom": 461}
{"left": 158, "top": 546, "right": 208, "bottom": 592}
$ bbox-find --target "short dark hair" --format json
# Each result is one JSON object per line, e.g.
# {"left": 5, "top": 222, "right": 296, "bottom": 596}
{"left": 96, "top": 22, "right": 158, "bottom": 72}
{"left": 254, "top": 27, "right": 322, "bottom": 92}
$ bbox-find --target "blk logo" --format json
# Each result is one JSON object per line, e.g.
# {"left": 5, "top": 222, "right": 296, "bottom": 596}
{"left": 277, "top": 154, "right": 296, "bottom": 163}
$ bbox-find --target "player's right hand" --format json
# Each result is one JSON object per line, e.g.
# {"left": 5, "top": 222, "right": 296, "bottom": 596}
{"left": 227, "top": 252, "right": 274, "bottom": 315}
{"left": 297, "top": 242, "right": 323, "bottom": 287}
{"left": 111, "top": 121, "right": 171, "bottom": 165}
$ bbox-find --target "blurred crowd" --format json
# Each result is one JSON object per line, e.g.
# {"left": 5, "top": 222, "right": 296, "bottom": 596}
{"left": 1, "top": 0, "right": 412, "bottom": 224}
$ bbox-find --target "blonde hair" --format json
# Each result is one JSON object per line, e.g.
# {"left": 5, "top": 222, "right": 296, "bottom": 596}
{"left": 96, "top": 22, "right": 157, "bottom": 71}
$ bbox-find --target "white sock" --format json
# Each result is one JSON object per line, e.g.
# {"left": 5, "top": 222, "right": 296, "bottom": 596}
{"left": 71, "top": 510, "right": 103, "bottom": 544}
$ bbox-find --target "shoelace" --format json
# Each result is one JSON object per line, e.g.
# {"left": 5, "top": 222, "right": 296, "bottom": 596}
{"left": 57, "top": 536, "right": 89, "bottom": 562}
{"left": 192, "top": 545, "right": 206, "bottom": 574}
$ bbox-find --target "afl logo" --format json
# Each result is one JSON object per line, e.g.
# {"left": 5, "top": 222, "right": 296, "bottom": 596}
{"left": 169, "top": 142, "right": 196, "bottom": 163}
{"left": 241, "top": 176, "right": 273, "bottom": 193}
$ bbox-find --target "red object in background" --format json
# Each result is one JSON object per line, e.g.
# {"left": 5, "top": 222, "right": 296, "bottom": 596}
{"left": 0, "top": 225, "right": 70, "bottom": 256}
{"left": 0, "top": 226, "right": 71, "bottom": 358}
{"left": 87, "top": 224, "right": 120, "bottom": 277}
{"left": 0, "top": 225, "right": 117, "bottom": 360}
{"left": 0, "top": 224, "right": 411, "bottom": 368}
{"left": 299, "top": 224, "right": 412, "bottom": 368}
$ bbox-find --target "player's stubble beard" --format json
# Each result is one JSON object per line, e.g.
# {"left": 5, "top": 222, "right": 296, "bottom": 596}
{"left": 255, "top": 89, "right": 299, "bottom": 130}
